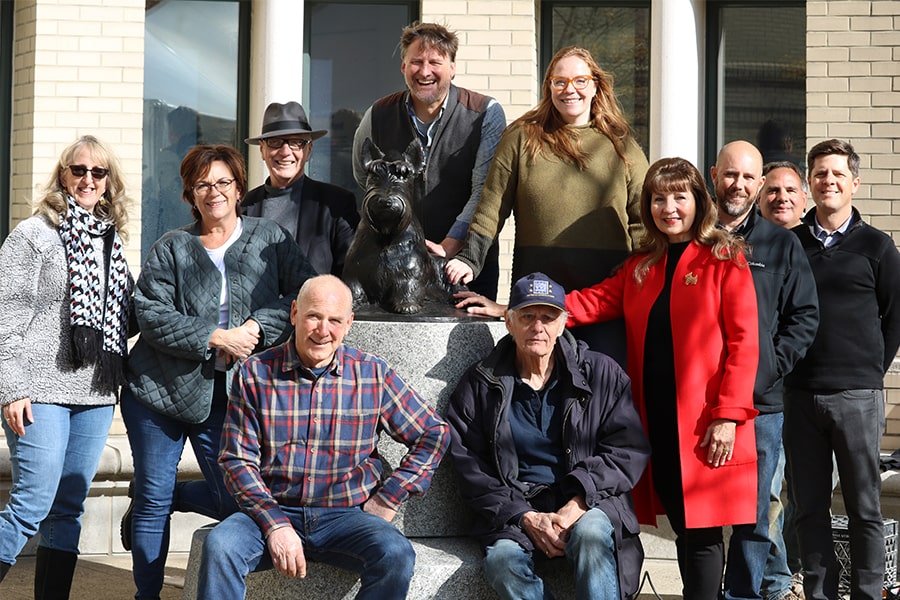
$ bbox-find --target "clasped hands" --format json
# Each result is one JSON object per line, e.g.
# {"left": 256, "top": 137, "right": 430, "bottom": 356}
{"left": 520, "top": 496, "right": 588, "bottom": 559}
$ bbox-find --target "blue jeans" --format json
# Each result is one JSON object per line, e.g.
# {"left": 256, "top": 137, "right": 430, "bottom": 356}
{"left": 483, "top": 508, "right": 620, "bottom": 600}
{"left": 121, "top": 381, "right": 237, "bottom": 599}
{"left": 197, "top": 506, "right": 415, "bottom": 600}
{"left": 761, "top": 441, "right": 794, "bottom": 600}
{"left": 726, "top": 412, "right": 790, "bottom": 600}
{"left": 0, "top": 403, "right": 113, "bottom": 563}
{"left": 784, "top": 388, "right": 885, "bottom": 600}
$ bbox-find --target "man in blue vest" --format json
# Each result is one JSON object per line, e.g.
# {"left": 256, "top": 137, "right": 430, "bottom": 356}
{"left": 352, "top": 22, "right": 506, "bottom": 299}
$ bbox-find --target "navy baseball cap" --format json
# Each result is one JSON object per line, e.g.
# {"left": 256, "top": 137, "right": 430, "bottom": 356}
{"left": 508, "top": 272, "right": 566, "bottom": 312}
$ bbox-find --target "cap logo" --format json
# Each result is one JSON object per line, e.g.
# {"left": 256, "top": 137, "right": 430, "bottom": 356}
{"left": 532, "top": 279, "right": 551, "bottom": 297}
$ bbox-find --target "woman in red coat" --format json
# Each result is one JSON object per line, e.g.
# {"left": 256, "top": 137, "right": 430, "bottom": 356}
{"left": 566, "top": 157, "right": 759, "bottom": 599}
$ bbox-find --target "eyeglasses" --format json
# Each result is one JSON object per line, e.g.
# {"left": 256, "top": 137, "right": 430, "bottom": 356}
{"left": 67, "top": 165, "right": 110, "bottom": 179}
{"left": 263, "top": 138, "right": 311, "bottom": 150}
{"left": 549, "top": 76, "right": 595, "bottom": 91}
{"left": 193, "top": 178, "right": 235, "bottom": 196}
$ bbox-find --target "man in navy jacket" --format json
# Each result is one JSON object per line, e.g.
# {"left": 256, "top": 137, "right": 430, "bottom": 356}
{"left": 447, "top": 273, "right": 650, "bottom": 600}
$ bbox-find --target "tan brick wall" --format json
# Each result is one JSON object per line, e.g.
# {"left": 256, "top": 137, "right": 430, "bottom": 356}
{"left": 10, "top": 0, "right": 146, "bottom": 270}
{"left": 422, "top": 0, "right": 539, "bottom": 302}
{"left": 808, "top": 0, "right": 900, "bottom": 450}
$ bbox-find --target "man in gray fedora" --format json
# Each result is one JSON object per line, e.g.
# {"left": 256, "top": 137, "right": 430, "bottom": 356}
{"left": 244, "top": 101, "right": 359, "bottom": 276}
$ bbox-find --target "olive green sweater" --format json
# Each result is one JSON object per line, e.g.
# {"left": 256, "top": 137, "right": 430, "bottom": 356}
{"left": 456, "top": 122, "right": 648, "bottom": 293}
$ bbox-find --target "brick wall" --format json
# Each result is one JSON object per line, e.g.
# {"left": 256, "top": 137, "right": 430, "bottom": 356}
{"left": 807, "top": 0, "right": 900, "bottom": 450}
{"left": 10, "top": 0, "right": 146, "bottom": 269}
{"left": 422, "top": 0, "right": 539, "bottom": 302}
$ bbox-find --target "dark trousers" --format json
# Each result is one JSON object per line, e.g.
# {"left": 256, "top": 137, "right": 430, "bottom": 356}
{"left": 783, "top": 388, "right": 885, "bottom": 600}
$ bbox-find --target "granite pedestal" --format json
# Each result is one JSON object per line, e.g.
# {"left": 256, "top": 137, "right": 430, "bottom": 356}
{"left": 183, "top": 315, "right": 576, "bottom": 599}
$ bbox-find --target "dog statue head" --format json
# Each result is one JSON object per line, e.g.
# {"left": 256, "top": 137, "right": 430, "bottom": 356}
{"left": 360, "top": 137, "right": 425, "bottom": 237}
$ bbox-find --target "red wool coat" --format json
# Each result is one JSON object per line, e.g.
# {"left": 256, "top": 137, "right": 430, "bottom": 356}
{"left": 566, "top": 241, "right": 759, "bottom": 529}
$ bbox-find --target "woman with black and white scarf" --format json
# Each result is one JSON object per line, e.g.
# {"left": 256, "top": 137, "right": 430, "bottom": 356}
{"left": 0, "top": 135, "right": 134, "bottom": 597}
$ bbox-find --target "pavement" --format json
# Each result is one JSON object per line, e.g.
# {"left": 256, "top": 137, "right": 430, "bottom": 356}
{"left": 0, "top": 554, "right": 684, "bottom": 599}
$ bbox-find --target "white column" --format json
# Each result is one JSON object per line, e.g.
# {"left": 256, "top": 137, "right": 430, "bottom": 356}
{"left": 247, "top": 0, "right": 305, "bottom": 185}
{"left": 650, "top": 0, "right": 705, "bottom": 165}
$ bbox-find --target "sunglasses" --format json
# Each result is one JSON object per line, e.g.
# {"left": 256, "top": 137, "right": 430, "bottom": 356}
{"left": 67, "top": 165, "right": 110, "bottom": 179}
{"left": 263, "top": 138, "right": 311, "bottom": 150}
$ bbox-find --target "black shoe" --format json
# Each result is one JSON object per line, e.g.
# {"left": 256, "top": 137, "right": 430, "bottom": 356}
{"left": 0, "top": 561, "right": 10, "bottom": 583}
{"left": 120, "top": 480, "right": 135, "bottom": 551}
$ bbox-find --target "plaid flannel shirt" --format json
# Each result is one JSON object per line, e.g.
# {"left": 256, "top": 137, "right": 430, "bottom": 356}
{"left": 220, "top": 338, "right": 449, "bottom": 536}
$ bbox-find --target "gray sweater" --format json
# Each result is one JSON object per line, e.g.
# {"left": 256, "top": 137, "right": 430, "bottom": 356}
{"left": 0, "top": 215, "right": 117, "bottom": 407}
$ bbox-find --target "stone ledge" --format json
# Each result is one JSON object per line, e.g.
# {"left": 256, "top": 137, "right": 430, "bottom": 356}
{"left": 182, "top": 526, "right": 577, "bottom": 600}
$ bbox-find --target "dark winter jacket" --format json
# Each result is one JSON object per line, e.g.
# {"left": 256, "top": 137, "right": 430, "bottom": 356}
{"left": 127, "top": 217, "right": 316, "bottom": 423}
{"left": 733, "top": 208, "right": 819, "bottom": 412}
{"left": 447, "top": 331, "right": 650, "bottom": 598}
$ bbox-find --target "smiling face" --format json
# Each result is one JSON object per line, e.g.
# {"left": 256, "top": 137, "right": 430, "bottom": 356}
{"left": 759, "top": 166, "right": 807, "bottom": 229}
{"left": 260, "top": 136, "right": 313, "bottom": 188}
{"left": 549, "top": 55, "right": 597, "bottom": 126}
{"left": 291, "top": 276, "right": 354, "bottom": 369}
{"left": 711, "top": 141, "right": 764, "bottom": 229}
{"left": 191, "top": 160, "right": 242, "bottom": 226}
{"left": 61, "top": 146, "right": 108, "bottom": 214}
{"left": 651, "top": 188, "right": 697, "bottom": 243}
{"left": 808, "top": 153, "right": 859, "bottom": 223}
{"left": 401, "top": 39, "right": 455, "bottom": 109}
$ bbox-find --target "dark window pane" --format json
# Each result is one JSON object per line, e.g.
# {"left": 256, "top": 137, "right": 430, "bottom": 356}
{"left": 141, "top": 0, "right": 241, "bottom": 259}
{"left": 306, "top": 3, "right": 416, "bottom": 202}
{"left": 716, "top": 5, "right": 805, "bottom": 170}
{"left": 546, "top": 4, "right": 651, "bottom": 155}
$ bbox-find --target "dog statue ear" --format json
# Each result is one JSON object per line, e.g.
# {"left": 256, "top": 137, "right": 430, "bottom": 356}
{"left": 403, "top": 139, "right": 426, "bottom": 175}
{"left": 362, "top": 138, "right": 385, "bottom": 171}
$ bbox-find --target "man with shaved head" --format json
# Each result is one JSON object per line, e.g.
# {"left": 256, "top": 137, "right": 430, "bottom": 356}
{"left": 711, "top": 141, "right": 819, "bottom": 600}
{"left": 197, "top": 275, "right": 450, "bottom": 600}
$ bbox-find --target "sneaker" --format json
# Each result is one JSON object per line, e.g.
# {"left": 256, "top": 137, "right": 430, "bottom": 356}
{"left": 120, "top": 480, "right": 135, "bottom": 551}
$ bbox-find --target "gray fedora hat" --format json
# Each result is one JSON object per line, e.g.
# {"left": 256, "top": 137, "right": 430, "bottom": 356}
{"left": 245, "top": 101, "right": 328, "bottom": 144}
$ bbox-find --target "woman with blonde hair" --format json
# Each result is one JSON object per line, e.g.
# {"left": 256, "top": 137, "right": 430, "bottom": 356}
{"left": 447, "top": 45, "right": 648, "bottom": 363}
{"left": 566, "top": 157, "right": 759, "bottom": 599}
{"left": 0, "top": 135, "right": 134, "bottom": 597}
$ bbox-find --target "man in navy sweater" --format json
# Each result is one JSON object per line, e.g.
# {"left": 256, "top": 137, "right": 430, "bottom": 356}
{"left": 785, "top": 139, "right": 900, "bottom": 600}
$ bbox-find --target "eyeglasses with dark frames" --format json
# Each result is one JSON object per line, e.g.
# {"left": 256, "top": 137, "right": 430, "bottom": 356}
{"left": 67, "top": 165, "right": 110, "bottom": 179}
{"left": 263, "top": 138, "right": 311, "bottom": 150}
{"left": 192, "top": 178, "right": 235, "bottom": 196}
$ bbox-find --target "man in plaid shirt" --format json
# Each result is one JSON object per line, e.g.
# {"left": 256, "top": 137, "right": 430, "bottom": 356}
{"left": 196, "top": 274, "right": 450, "bottom": 600}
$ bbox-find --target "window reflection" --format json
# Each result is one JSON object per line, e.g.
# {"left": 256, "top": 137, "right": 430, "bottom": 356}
{"left": 546, "top": 4, "right": 651, "bottom": 156}
{"left": 141, "top": 0, "right": 240, "bottom": 259}
{"left": 305, "top": 2, "right": 417, "bottom": 206}
{"left": 713, "top": 5, "right": 805, "bottom": 172}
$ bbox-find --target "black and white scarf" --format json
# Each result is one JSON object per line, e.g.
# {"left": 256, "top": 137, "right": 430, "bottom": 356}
{"left": 58, "top": 195, "right": 132, "bottom": 394}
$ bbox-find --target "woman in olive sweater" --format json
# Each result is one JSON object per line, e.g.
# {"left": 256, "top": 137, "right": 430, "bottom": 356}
{"left": 446, "top": 46, "right": 648, "bottom": 363}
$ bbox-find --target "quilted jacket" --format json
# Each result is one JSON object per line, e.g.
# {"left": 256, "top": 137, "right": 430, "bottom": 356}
{"left": 126, "top": 217, "right": 316, "bottom": 423}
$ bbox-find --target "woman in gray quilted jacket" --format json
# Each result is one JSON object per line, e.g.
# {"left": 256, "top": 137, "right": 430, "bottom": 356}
{"left": 0, "top": 135, "right": 134, "bottom": 596}
{"left": 120, "top": 145, "right": 316, "bottom": 600}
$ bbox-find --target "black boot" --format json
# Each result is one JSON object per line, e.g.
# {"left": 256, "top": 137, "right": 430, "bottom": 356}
{"left": 34, "top": 546, "right": 77, "bottom": 600}
{"left": 0, "top": 560, "right": 10, "bottom": 582}
{"left": 120, "top": 479, "right": 135, "bottom": 551}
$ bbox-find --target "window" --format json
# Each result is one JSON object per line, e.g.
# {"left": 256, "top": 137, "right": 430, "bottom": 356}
{"left": 141, "top": 0, "right": 247, "bottom": 259}
{"left": 541, "top": 2, "right": 652, "bottom": 155}
{"left": 304, "top": 2, "right": 418, "bottom": 204}
{"left": 705, "top": 2, "right": 806, "bottom": 173}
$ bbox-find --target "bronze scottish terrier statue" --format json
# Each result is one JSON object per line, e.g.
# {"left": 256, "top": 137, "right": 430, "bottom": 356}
{"left": 343, "top": 138, "right": 464, "bottom": 314}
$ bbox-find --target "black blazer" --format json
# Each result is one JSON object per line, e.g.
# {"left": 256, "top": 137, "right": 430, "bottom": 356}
{"left": 242, "top": 176, "right": 360, "bottom": 277}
